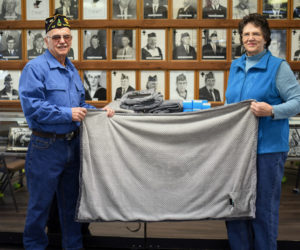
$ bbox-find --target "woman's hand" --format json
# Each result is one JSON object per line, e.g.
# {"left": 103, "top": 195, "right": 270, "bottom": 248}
{"left": 250, "top": 102, "right": 273, "bottom": 117}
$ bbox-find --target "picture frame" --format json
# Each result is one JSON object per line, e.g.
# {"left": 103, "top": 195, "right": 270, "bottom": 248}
{"left": 172, "top": 29, "right": 197, "bottom": 60}
{"left": 294, "top": 71, "right": 300, "bottom": 84}
{"left": 111, "top": 70, "right": 136, "bottom": 101}
{"left": 269, "top": 29, "right": 286, "bottom": 59}
{"left": 232, "top": 29, "right": 245, "bottom": 59}
{"left": 173, "top": 0, "right": 197, "bottom": 19}
{"left": 202, "top": 0, "right": 227, "bottom": 19}
{"left": 0, "top": 30, "right": 22, "bottom": 60}
{"left": 0, "top": 0, "right": 22, "bottom": 20}
{"left": 293, "top": 0, "right": 300, "bottom": 19}
{"left": 83, "top": 29, "right": 106, "bottom": 60}
{"left": 83, "top": 70, "right": 107, "bottom": 101}
{"left": 6, "top": 126, "right": 31, "bottom": 152}
{"left": 169, "top": 70, "right": 194, "bottom": 100}
{"left": 141, "top": 29, "right": 165, "bottom": 60}
{"left": 288, "top": 118, "right": 300, "bottom": 158}
{"left": 291, "top": 30, "right": 300, "bottom": 61}
{"left": 140, "top": 70, "right": 165, "bottom": 98}
{"left": 143, "top": 0, "right": 168, "bottom": 19}
{"left": 54, "top": 0, "right": 78, "bottom": 20}
{"left": 199, "top": 71, "right": 224, "bottom": 102}
{"left": 202, "top": 29, "right": 226, "bottom": 60}
{"left": 0, "top": 70, "right": 21, "bottom": 100}
{"left": 112, "top": 0, "right": 137, "bottom": 20}
{"left": 232, "top": 0, "right": 257, "bottom": 19}
{"left": 26, "top": 0, "right": 49, "bottom": 20}
{"left": 263, "top": 0, "right": 287, "bottom": 19}
{"left": 27, "top": 30, "right": 46, "bottom": 60}
{"left": 83, "top": 0, "right": 107, "bottom": 20}
{"left": 112, "top": 29, "right": 136, "bottom": 60}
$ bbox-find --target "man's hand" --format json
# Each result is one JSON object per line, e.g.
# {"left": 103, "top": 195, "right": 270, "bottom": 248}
{"left": 250, "top": 102, "right": 273, "bottom": 117}
{"left": 102, "top": 106, "right": 115, "bottom": 117}
{"left": 72, "top": 107, "right": 87, "bottom": 121}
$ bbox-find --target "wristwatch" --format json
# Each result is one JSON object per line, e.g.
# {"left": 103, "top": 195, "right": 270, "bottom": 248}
{"left": 271, "top": 108, "right": 275, "bottom": 119}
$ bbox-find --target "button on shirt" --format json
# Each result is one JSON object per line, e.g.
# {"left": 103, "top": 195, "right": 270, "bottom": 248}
{"left": 19, "top": 49, "right": 95, "bottom": 134}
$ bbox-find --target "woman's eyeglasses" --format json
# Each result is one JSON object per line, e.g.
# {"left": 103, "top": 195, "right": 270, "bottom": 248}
{"left": 47, "top": 35, "right": 72, "bottom": 42}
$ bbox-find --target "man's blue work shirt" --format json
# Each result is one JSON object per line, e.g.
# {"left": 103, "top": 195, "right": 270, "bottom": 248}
{"left": 19, "top": 49, "right": 95, "bottom": 134}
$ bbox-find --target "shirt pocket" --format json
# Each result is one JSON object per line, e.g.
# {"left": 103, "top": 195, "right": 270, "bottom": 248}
{"left": 45, "top": 81, "right": 68, "bottom": 106}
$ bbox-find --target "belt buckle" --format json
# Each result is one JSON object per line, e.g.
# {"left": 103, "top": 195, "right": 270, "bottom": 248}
{"left": 65, "top": 131, "right": 74, "bottom": 141}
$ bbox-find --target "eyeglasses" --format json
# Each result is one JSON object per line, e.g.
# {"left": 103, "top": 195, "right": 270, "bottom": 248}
{"left": 242, "top": 32, "right": 263, "bottom": 39}
{"left": 47, "top": 34, "right": 72, "bottom": 42}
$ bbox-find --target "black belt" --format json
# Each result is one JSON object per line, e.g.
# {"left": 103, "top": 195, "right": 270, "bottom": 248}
{"left": 32, "top": 129, "right": 79, "bottom": 141}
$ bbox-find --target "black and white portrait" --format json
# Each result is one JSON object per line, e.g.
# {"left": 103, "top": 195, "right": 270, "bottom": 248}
{"left": 0, "top": 70, "right": 20, "bottom": 100}
{"left": 141, "top": 29, "right": 165, "bottom": 60}
{"left": 232, "top": 0, "right": 257, "bottom": 19}
{"left": 144, "top": 0, "right": 168, "bottom": 19}
{"left": 7, "top": 127, "right": 31, "bottom": 151}
{"left": 0, "top": 0, "right": 21, "bottom": 20}
{"left": 112, "top": 29, "right": 136, "bottom": 60}
{"left": 173, "top": 0, "right": 197, "bottom": 19}
{"left": 83, "top": 70, "right": 107, "bottom": 101}
{"left": 113, "top": 0, "right": 136, "bottom": 19}
{"left": 83, "top": 0, "right": 107, "bottom": 19}
{"left": 292, "top": 30, "right": 300, "bottom": 61}
{"left": 111, "top": 71, "right": 136, "bottom": 100}
{"left": 202, "top": 29, "right": 226, "bottom": 60}
{"left": 66, "top": 29, "right": 78, "bottom": 60}
{"left": 0, "top": 30, "right": 22, "bottom": 60}
{"left": 263, "top": 0, "right": 287, "bottom": 19}
{"left": 55, "top": 0, "right": 78, "bottom": 20}
{"left": 294, "top": 71, "right": 300, "bottom": 84}
{"left": 172, "top": 29, "right": 197, "bottom": 60}
{"left": 202, "top": 0, "right": 227, "bottom": 19}
{"left": 140, "top": 71, "right": 165, "bottom": 97}
{"left": 293, "top": 0, "right": 300, "bottom": 18}
{"left": 83, "top": 30, "right": 106, "bottom": 60}
{"left": 289, "top": 126, "right": 300, "bottom": 157}
{"left": 269, "top": 29, "right": 286, "bottom": 59}
{"left": 169, "top": 71, "right": 194, "bottom": 100}
{"left": 199, "top": 71, "right": 224, "bottom": 102}
{"left": 232, "top": 29, "right": 245, "bottom": 59}
{"left": 27, "top": 30, "right": 46, "bottom": 60}
{"left": 26, "top": 0, "right": 49, "bottom": 20}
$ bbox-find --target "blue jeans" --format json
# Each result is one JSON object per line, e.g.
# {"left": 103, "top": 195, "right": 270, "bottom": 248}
{"left": 226, "top": 152, "right": 287, "bottom": 250}
{"left": 23, "top": 134, "right": 82, "bottom": 250}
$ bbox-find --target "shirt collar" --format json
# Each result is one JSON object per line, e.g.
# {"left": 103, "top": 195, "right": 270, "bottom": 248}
{"left": 236, "top": 49, "right": 270, "bottom": 70}
{"left": 45, "top": 49, "right": 74, "bottom": 71}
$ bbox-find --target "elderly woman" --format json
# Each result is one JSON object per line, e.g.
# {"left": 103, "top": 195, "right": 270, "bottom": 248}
{"left": 225, "top": 13, "right": 300, "bottom": 250}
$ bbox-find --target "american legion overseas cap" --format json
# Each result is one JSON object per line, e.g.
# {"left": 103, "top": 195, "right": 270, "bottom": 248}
{"left": 45, "top": 14, "right": 71, "bottom": 33}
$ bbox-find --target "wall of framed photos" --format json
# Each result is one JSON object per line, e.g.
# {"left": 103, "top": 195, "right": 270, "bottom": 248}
{"left": 0, "top": 0, "right": 299, "bottom": 111}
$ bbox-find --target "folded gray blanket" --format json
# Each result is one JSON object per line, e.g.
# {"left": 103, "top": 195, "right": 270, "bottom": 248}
{"left": 148, "top": 100, "right": 183, "bottom": 113}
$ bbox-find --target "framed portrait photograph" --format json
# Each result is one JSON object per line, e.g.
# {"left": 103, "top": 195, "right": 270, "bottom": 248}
{"left": 294, "top": 0, "right": 300, "bottom": 18}
{"left": 232, "top": 29, "right": 245, "bottom": 59}
{"left": 172, "top": 29, "right": 197, "bottom": 60}
{"left": 112, "top": 29, "right": 136, "bottom": 60}
{"left": 0, "top": 70, "right": 21, "bottom": 100}
{"left": 140, "top": 70, "right": 165, "bottom": 98}
{"left": 0, "top": 30, "right": 22, "bottom": 60}
{"left": 288, "top": 122, "right": 300, "bottom": 158}
{"left": 141, "top": 29, "right": 165, "bottom": 60}
{"left": 83, "top": 70, "right": 107, "bottom": 101}
{"left": 291, "top": 30, "right": 300, "bottom": 61}
{"left": 143, "top": 0, "right": 168, "bottom": 19}
{"left": 27, "top": 30, "right": 46, "bottom": 60}
{"left": 199, "top": 71, "right": 224, "bottom": 102}
{"left": 202, "top": 29, "right": 226, "bottom": 60}
{"left": 112, "top": 0, "right": 137, "bottom": 19}
{"left": 169, "top": 71, "right": 194, "bottom": 100}
{"left": 0, "top": 0, "right": 21, "bottom": 20}
{"left": 83, "top": 29, "right": 106, "bottom": 60}
{"left": 26, "top": 0, "right": 49, "bottom": 20}
{"left": 232, "top": 0, "right": 257, "bottom": 19}
{"left": 83, "top": 0, "right": 107, "bottom": 19}
{"left": 6, "top": 127, "right": 32, "bottom": 152}
{"left": 173, "top": 0, "right": 197, "bottom": 19}
{"left": 202, "top": 0, "right": 227, "bottom": 19}
{"left": 263, "top": 0, "right": 287, "bottom": 19}
{"left": 269, "top": 29, "right": 286, "bottom": 59}
{"left": 54, "top": 0, "right": 78, "bottom": 20}
{"left": 111, "top": 70, "right": 136, "bottom": 101}
{"left": 294, "top": 71, "right": 300, "bottom": 84}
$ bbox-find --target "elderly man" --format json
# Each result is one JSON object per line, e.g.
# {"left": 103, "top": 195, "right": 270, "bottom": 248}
{"left": 177, "top": 0, "right": 197, "bottom": 19}
{"left": 199, "top": 71, "right": 221, "bottom": 102}
{"left": 141, "top": 32, "right": 163, "bottom": 60}
{"left": 114, "top": 73, "right": 135, "bottom": 100}
{"left": 0, "top": 0, "right": 21, "bottom": 20}
{"left": 173, "top": 32, "right": 197, "bottom": 60}
{"left": 116, "top": 35, "right": 135, "bottom": 59}
{"left": 27, "top": 33, "right": 46, "bottom": 59}
{"left": 19, "top": 14, "right": 114, "bottom": 250}
{"left": 173, "top": 73, "right": 193, "bottom": 100}
{"left": 113, "top": 0, "right": 136, "bottom": 19}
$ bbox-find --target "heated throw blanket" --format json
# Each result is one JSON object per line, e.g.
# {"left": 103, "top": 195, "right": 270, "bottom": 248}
{"left": 77, "top": 100, "right": 258, "bottom": 222}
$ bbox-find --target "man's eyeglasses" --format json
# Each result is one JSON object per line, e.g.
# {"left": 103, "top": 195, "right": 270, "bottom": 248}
{"left": 47, "top": 35, "right": 72, "bottom": 42}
